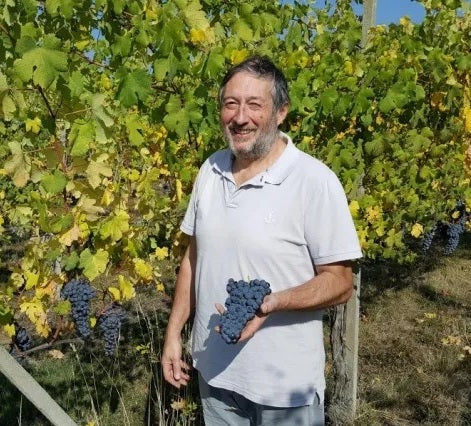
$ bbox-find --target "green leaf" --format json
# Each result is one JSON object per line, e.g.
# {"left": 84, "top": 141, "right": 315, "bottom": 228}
{"left": 53, "top": 300, "right": 71, "bottom": 315}
{"left": 45, "top": 0, "right": 77, "bottom": 18}
{"left": 79, "top": 248, "right": 109, "bottom": 281}
{"left": 0, "top": 305, "right": 13, "bottom": 326}
{"left": 13, "top": 45, "right": 68, "bottom": 89}
{"left": 182, "top": 0, "right": 209, "bottom": 30}
{"left": 99, "top": 210, "right": 130, "bottom": 241}
{"left": 69, "top": 119, "right": 95, "bottom": 157}
{"left": 117, "top": 69, "right": 152, "bottom": 107}
{"left": 319, "top": 87, "right": 338, "bottom": 113}
{"left": 204, "top": 48, "right": 225, "bottom": 78}
{"left": 125, "top": 114, "right": 144, "bottom": 146}
{"left": 63, "top": 251, "right": 79, "bottom": 271}
{"left": 456, "top": 54, "right": 471, "bottom": 71}
{"left": 91, "top": 94, "right": 114, "bottom": 127}
{"left": 68, "top": 71, "right": 86, "bottom": 98}
{"left": 111, "top": 34, "right": 132, "bottom": 57}
{"left": 41, "top": 170, "right": 67, "bottom": 194}
{"left": 233, "top": 19, "right": 253, "bottom": 41}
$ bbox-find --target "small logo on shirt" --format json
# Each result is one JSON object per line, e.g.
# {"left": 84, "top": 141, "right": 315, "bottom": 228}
{"left": 264, "top": 211, "right": 276, "bottom": 224}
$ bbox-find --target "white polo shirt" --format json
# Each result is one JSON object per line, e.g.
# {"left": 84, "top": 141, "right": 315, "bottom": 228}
{"left": 181, "top": 133, "right": 362, "bottom": 407}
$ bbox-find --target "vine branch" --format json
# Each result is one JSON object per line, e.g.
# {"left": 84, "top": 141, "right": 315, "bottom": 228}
{"left": 36, "top": 85, "right": 56, "bottom": 119}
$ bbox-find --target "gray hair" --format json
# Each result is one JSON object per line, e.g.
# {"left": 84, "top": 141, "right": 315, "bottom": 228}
{"left": 219, "top": 55, "right": 290, "bottom": 112}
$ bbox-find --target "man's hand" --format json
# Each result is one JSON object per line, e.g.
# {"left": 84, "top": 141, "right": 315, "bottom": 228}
{"left": 161, "top": 335, "right": 191, "bottom": 388}
{"left": 215, "top": 293, "right": 278, "bottom": 342}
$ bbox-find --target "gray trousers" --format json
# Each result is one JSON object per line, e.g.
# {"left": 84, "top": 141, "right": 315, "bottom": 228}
{"left": 198, "top": 373, "right": 325, "bottom": 426}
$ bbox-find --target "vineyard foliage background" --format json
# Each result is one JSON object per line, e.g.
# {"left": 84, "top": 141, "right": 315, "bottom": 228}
{"left": 0, "top": 0, "right": 470, "bottom": 342}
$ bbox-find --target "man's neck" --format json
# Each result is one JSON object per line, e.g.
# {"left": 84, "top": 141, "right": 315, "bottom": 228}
{"left": 232, "top": 135, "right": 287, "bottom": 187}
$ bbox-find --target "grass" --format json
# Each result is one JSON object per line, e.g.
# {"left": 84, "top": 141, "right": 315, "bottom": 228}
{"left": 1, "top": 240, "right": 470, "bottom": 425}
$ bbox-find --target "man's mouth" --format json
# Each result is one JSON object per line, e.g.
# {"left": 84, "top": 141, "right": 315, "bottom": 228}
{"left": 230, "top": 127, "right": 256, "bottom": 135}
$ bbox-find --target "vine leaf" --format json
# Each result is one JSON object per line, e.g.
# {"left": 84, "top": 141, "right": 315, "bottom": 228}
{"left": 79, "top": 248, "right": 109, "bottom": 280}
{"left": 13, "top": 44, "right": 67, "bottom": 89}
{"left": 117, "top": 69, "right": 152, "bottom": 107}
{"left": 99, "top": 210, "right": 130, "bottom": 241}
{"left": 4, "top": 141, "right": 30, "bottom": 188}
{"left": 40, "top": 170, "right": 67, "bottom": 194}
{"left": 86, "top": 155, "right": 113, "bottom": 189}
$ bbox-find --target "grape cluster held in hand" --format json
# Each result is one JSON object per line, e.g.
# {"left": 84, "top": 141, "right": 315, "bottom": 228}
{"left": 219, "top": 278, "right": 271, "bottom": 344}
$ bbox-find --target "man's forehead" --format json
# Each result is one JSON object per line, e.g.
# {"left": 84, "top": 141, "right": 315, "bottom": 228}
{"left": 223, "top": 72, "right": 274, "bottom": 96}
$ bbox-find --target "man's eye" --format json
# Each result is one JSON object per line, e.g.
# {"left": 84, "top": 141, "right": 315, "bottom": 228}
{"left": 224, "top": 102, "right": 238, "bottom": 109}
{"left": 249, "top": 103, "right": 262, "bottom": 109}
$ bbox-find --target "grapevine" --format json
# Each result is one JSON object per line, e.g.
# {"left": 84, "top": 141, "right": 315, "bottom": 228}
{"left": 0, "top": 0, "right": 470, "bottom": 344}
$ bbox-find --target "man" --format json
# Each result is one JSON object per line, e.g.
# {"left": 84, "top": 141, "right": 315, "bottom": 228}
{"left": 162, "top": 55, "right": 362, "bottom": 425}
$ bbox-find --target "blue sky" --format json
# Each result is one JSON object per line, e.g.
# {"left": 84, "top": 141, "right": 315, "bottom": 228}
{"left": 352, "top": 0, "right": 426, "bottom": 24}
{"left": 313, "top": 0, "right": 453, "bottom": 24}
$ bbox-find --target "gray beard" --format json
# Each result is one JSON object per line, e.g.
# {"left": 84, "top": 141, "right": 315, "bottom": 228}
{"left": 225, "top": 121, "right": 280, "bottom": 161}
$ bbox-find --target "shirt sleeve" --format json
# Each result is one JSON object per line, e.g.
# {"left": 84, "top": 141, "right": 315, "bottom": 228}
{"left": 304, "top": 171, "right": 363, "bottom": 265}
{"left": 180, "top": 160, "right": 209, "bottom": 236}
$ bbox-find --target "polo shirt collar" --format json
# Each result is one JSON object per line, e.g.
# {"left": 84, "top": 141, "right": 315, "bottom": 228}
{"left": 211, "top": 132, "right": 299, "bottom": 186}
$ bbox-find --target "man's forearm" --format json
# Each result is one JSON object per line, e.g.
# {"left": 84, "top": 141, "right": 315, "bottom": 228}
{"left": 165, "top": 237, "right": 196, "bottom": 338}
{"left": 262, "top": 262, "right": 354, "bottom": 314}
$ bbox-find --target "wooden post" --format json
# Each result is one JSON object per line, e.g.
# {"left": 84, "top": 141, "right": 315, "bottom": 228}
{"left": 329, "top": 1, "right": 376, "bottom": 423}
{"left": 0, "top": 347, "right": 77, "bottom": 426}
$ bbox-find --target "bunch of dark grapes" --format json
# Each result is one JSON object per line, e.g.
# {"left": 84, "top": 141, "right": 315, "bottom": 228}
{"left": 422, "top": 224, "right": 437, "bottom": 252}
{"left": 444, "top": 213, "right": 467, "bottom": 254}
{"left": 98, "top": 304, "right": 127, "bottom": 356}
{"left": 219, "top": 278, "right": 271, "bottom": 344}
{"left": 13, "top": 325, "right": 33, "bottom": 351}
{"left": 61, "top": 278, "right": 96, "bottom": 338}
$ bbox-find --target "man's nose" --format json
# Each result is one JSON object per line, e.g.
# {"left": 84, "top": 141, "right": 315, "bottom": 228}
{"left": 233, "top": 105, "right": 249, "bottom": 125}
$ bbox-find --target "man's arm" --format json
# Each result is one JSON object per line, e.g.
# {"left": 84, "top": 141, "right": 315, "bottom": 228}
{"left": 161, "top": 236, "right": 196, "bottom": 388}
{"left": 235, "top": 261, "right": 354, "bottom": 342}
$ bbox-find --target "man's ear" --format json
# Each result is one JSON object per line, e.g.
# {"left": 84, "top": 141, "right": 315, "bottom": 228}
{"left": 276, "top": 103, "right": 289, "bottom": 126}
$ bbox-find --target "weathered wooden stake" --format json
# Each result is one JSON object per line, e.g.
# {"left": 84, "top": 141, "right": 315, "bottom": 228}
{"left": 0, "top": 346, "right": 77, "bottom": 426}
{"left": 329, "top": 1, "right": 376, "bottom": 423}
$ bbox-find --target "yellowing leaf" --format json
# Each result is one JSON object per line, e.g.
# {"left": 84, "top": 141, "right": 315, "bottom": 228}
{"left": 133, "top": 258, "right": 153, "bottom": 281}
{"left": 86, "top": 155, "right": 113, "bottom": 189}
{"left": 90, "top": 317, "right": 96, "bottom": 328}
{"left": 230, "top": 49, "right": 249, "bottom": 65}
{"left": 175, "top": 179, "right": 183, "bottom": 201}
{"left": 155, "top": 246, "right": 169, "bottom": 261}
{"left": 59, "top": 224, "right": 81, "bottom": 246}
{"left": 156, "top": 282, "right": 165, "bottom": 292}
{"left": 3, "top": 323, "right": 15, "bottom": 337}
{"left": 189, "top": 28, "right": 206, "bottom": 44}
{"left": 451, "top": 211, "right": 460, "bottom": 219}
{"left": 366, "top": 205, "right": 382, "bottom": 223}
{"left": 411, "top": 223, "right": 424, "bottom": 238}
{"left": 118, "top": 274, "right": 135, "bottom": 300}
{"left": 464, "top": 105, "right": 471, "bottom": 133}
{"left": 108, "top": 286, "right": 121, "bottom": 301}
{"left": 20, "top": 299, "right": 50, "bottom": 337}
{"left": 424, "top": 312, "right": 437, "bottom": 319}
{"left": 349, "top": 200, "right": 360, "bottom": 218}
{"left": 25, "top": 117, "right": 42, "bottom": 134}
{"left": 4, "top": 141, "right": 30, "bottom": 188}
{"left": 48, "top": 349, "right": 65, "bottom": 359}
{"left": 25, "top": 271, "right": 40, "bottom": 290}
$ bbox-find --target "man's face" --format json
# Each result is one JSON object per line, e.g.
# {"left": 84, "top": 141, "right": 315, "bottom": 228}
{"left": 220, "top": 71, "right": 287, "bottom": 160}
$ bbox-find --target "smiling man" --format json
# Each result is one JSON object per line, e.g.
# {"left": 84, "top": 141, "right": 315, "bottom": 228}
{"left": 162, "top": 56, "right": 362, "bottom": 426}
